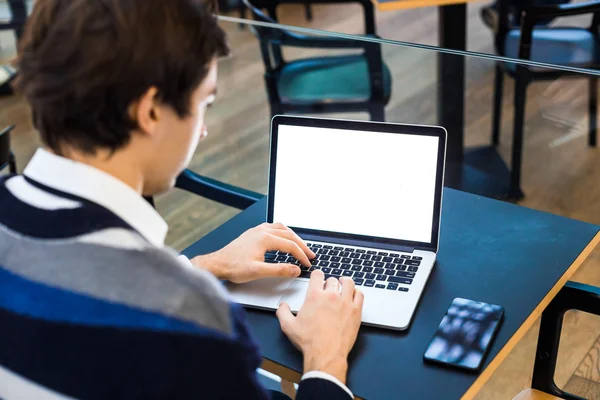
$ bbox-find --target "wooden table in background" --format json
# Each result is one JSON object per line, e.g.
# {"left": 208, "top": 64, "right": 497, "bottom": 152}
{"left": 372, "top": 0, "right": 483, "bottom": 12}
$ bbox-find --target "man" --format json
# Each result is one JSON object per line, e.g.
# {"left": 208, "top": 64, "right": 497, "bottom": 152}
{"left": 0, "top": 0, "right": 363, "bottom": 399}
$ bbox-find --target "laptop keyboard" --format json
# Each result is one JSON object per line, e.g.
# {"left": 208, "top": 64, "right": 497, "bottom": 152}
{"left": 264, "top": 242, "right": 422, "bottom": 292}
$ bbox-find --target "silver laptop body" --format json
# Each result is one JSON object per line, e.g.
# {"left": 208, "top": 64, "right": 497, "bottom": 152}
{"left": 226, "top": 116, "right": 447, "bottom": 331}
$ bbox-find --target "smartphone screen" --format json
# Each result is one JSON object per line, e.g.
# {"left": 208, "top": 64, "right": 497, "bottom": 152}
{"left": 423, "top": 297, "right": 504, "bottom": 372}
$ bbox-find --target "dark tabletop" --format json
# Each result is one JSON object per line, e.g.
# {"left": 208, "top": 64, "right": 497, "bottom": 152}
{"left": 183, "top": 188, "right": 599, "bottom": 399}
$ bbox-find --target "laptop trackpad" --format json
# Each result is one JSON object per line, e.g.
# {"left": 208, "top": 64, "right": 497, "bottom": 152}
{"left": 226, "top": 277, "right": 294, "bottom": 309}
{"left": 279, "top": 280, "right": 310, "bottom": 313}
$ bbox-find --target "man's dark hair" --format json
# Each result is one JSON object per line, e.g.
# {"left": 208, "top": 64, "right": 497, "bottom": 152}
{"left": 15, "top": 0, "right": 229, "bottom": 155}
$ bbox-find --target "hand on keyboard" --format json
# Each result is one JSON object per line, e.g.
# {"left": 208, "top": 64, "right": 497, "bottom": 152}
{"left": 277, "top": 270, "right": 364, "bottom": 385}
{"left": 190, "top": 222, "right": 315, "bottom": 283}
{"left": 268, "top": 242, "right": 420, "bottom": 292}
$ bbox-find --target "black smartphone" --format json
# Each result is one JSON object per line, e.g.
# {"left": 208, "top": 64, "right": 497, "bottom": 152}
{"left": 423, "top": 297, "right": 504, "bottom": 372}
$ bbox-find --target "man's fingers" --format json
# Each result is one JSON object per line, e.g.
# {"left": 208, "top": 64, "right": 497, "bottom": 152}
{"left": 353, "top": 288, "right": 365, "bottom": 309}
{"left": 266, "top": 234, "right": 311, "bottom": 267}
{"left": 340, "top": 277, "right": 356, "bottom": 301}
{"left": 255, "top": 262, "right": 300, "bottom": 279}
{"left": 267, "top": 227, "right": 315, "bottom": 259}
{"left": 270, "top": 222, "right": 292, "bottom": 232}
{"left": 276, "top": 301, "right": 295, "bottom": 333}
{"left": 324, "top": 277, "right": 340, "bottom": 293}
{"left": 308, "top": 270, "right": 325, "bottom": 292}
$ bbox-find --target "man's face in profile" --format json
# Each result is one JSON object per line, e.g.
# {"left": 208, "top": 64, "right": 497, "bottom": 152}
{"left": 142, "top": 59, "right": 218, "bottom": 195}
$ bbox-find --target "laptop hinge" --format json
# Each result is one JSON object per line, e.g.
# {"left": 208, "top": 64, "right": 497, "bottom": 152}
{"left": 300, "top": 232, "right": 417, "bottom": 253}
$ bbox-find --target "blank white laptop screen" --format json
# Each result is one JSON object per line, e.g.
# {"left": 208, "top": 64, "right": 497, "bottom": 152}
{"left": 272, "top": 124, "right": 440, "bottom": 244}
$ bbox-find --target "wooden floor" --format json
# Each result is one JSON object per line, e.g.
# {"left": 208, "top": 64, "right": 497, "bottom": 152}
{"left": 1, "top": 1, "right": 600, "bottom": 398}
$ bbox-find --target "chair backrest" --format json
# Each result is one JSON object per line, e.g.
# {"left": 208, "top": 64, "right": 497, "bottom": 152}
{"left": 242, "top": 0, "right": 387, "bottom": 113}
{"left": 520, "top": 0, "right": 600, "bottom": 61}
{"left": 495, "top": 0, "right": 600, "bottom": 59}
{"left": 145, "top": 169, "right": 263, "bottom": 211}
{"left": 242, "top": 0, "right": 287, "bottom": 72}
{"left": 495, "top": 0, "right": 573, "bottom": 54}
{"left": 175, "top": 169, "right": 262, "bottom": 210}
{"left": 530, "top": 281, "right": 600, "bottom": 397}
{"left": 242, "top": 0, "right": 377, "bottom": 72}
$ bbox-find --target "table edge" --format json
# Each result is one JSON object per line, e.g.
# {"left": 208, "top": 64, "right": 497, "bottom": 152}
{"left": 261, "top": 359, "right": 302, "bottom": 383}
{"left": 261, "top": 360, "right": 367, "bottom": 399}
{"left": 262, "top": 232, "right": 600, "bottom": 398}
{"left": 373, "top": 0, "right": 479, "bottom": 12}
{"left": 461, "top": 231, "right": 600, "bottom": 399}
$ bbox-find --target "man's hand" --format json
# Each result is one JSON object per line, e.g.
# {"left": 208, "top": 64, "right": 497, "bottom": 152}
{"left": 190, "top": 222, "right": 315, "bottom": 283}
{"left": 276, "top": 271, "right": 364, "bottom": 384}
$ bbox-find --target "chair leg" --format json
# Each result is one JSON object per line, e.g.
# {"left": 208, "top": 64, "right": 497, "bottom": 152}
{"left": 589, "top": 77, "right": 597, "bottom": 147}
{"left": 8, "top": 0, "right": 26, "bottom": 41}
{"left": 304, "top": 4, "right": 313, "bottom": 21}
{"left": 492, "top": 64, "right": 504, "bottom": 146}
{"left": 239, "top": 5, "right": 247, "bottom": 30}
{"left": 14, "top": 27, "right": 23, "bottom": 41}
{"left": 511, "top": 77, "right": 528, "bottom": 199}
{"left": 8, "top": 152, "right": 16, "bottom": 174}
{"left": 369, "top": 105, "right": 385, "bottom": 122}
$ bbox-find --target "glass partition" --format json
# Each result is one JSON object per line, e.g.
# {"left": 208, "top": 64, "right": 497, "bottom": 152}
{"left": 158, "top": 16, "right": 600, "bottom": 235}
{"left": 153, "top": 17, "right": 600, "bottom": 399}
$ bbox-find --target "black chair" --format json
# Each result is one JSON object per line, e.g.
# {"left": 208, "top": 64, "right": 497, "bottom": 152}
{"left": 243, "top": 0, "right": 392, "bottom": 121}
{"left": 491, "top": 0, "right": 600, "bottom": 199}
{"left": 0, "top": 125, "right": 17, "bottom": 174}
{"left": 0, "top": 125, "right": 256, "bottom": 207}
{"left": 174, "top": 169, "right": 263, "bottom": 210}
{"left": 145, "top": 169, "right": 263, "bottom": 210}
{"left": 512, "top": 281, "right": 600, "bottom": 400}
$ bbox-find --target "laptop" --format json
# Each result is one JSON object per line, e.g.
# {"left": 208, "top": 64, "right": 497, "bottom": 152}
{"left": 226, "top": 115, "right": 447, "bottom": 330}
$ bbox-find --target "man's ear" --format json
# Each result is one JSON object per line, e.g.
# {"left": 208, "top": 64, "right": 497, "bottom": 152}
{"left": 130, "top": 87, "right": 160, "bottom": 137}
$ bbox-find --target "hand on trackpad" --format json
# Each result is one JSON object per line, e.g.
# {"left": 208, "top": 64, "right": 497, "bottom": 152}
{"left": 274, "top": 271, "right": 364, "bottom": 385}
{"left": 279, "top": 280, "right": 310, "bottom": 313}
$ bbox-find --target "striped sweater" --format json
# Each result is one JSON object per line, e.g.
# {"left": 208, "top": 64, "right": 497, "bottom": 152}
{"left": 0, "top": 149, "right": 351, "bottom": 400}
